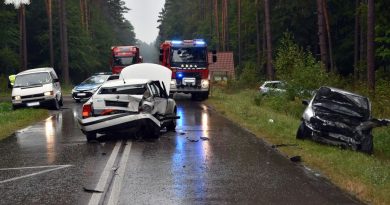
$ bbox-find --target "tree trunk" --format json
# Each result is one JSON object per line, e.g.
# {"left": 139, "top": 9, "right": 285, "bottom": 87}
{"left": 237, "top": 0, "right": 241, "bottom": 66}
{"left": 359, "top": 0, "right": 366, "bottom": 81}
{"left": 322, "top": 0, "right": 334, "bottom": 72}
{"left": 19, "top": 5, "right": 27, "bottom": 71}
{"left": 354, "top": 0, "right": 360, "bottom": 79}
{"left": 316, "top": 0, "right": 329, "bottom": 71}
{"left": 45, "top": 0, "right": 54, "bottom": 68}
{"left": 264, "top": 0, "right": 274, "bottom": 80}
{"left": 59, "top": 0, "right": 70, "bottom": 84}
{"left": 214, "top": 0, "right": 220, "bottom": 50}
{"left": 367, "top": 0, "right": 375, "bottom": 91}
{"left": 255, "top": 0, "right": 261, "bottom": 67}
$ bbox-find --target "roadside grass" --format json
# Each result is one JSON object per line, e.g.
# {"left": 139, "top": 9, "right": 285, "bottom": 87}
{"left": 0, "top": 102, "right": 49, "bottom": 141}
{"left": 207, "top": 88, "right": 390, "bottom": 205}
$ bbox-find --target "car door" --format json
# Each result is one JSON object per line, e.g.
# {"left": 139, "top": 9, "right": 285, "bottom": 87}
{"left": 148, "top": 81, "right": 168, "bottom": 115}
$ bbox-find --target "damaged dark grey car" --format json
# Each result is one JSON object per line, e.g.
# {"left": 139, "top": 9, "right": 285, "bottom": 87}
{"left": 296, "top": 86, "right": 389, "bottom": 154}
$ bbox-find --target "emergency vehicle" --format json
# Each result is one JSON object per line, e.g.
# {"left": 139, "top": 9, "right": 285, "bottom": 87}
{"left": 110, "top": 46, "right": 142, "bottom": 74}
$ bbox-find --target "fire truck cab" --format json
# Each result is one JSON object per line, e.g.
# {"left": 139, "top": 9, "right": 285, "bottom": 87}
{"left": 110, "top": 46, "right": 142, "bottom": 74}
{"left": 159, "top": 39, "right": 216, "bottom": 100}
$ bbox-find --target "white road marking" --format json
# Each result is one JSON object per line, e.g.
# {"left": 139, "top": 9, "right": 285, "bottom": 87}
{"left": 0, "top": 165, "right": 73, "bottom": 184}
{"left": 107, "top": 141, "right": 132, "bottom": 205}
{"left": 88, "top": 141, "right": 122, "bottom": 205}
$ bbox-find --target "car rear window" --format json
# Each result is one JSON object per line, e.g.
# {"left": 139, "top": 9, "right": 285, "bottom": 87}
{"left": 99, "top": 84, "right": 146, "bottom": 95}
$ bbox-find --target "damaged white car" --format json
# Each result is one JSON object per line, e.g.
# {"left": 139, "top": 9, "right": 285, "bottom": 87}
{"left": 78, "top": 63, "right": 179, "bottom": 141}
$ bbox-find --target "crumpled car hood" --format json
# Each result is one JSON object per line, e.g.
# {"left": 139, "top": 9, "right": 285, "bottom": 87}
{"left": 299, "top": 86, "right": 390, "bottom": 153}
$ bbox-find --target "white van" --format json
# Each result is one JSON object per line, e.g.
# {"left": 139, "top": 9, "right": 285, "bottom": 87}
{"left": 11, "top": 67, "right": 63, "bottom": 110}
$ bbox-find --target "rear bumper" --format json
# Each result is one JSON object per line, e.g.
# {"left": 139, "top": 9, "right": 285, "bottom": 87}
{"left": 78, "top": 113, "right": 161, "bottom": 135}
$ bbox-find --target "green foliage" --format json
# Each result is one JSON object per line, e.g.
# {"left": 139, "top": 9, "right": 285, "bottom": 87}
{"left": 238, "top": 62, "right": 261, "bottom": 88}
{"left": 0, "top": 0, "right": 136, "bottom": 84}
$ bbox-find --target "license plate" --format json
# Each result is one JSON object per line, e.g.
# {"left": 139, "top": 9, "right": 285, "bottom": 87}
{"left": 182, "top": 78, "right": 196, "bottom": 86}
{"left": 27, "top": 102, "right": 39, "bottom": 107}
{"left": 77, "top": 93, "right": 87, "bottom": 96}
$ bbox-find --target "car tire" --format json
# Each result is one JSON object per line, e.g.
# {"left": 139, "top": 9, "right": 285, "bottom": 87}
{"left": 51, "top": 98, "right": 60, "bottom": 110}
{"left": 166, "top": 109, "right": 177, "bottom": 131}
{"left": 296, "top": 122, "right": 309, "bottom": 139}
{"left": 12, "top": 105, "right": 17, "bottom": 110}
{"left": 359, "top": 134, "right": 373, "bottom": 154}
{"left": 86, "top": 132, "right": 97, "bottom": 142}
{"left": 59, "top": 96, "right": 63, "bottom": 106}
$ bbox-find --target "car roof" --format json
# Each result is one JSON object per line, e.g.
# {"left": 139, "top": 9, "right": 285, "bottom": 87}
{"left": 263, "top": 80, "right": 282, "bottom": 84}
{"left": 100, "top": 79, "right": 150, "bottom": 88}
{"left": 17, "top": 67, "right": 55, "bottom": 75}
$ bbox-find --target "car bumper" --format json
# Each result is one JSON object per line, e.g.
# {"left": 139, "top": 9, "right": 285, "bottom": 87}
{"left": 72, "top": 91, "right": 94, "bottom": 100}
{"left": 12, "top": 96, "right": 56, "bottom": 108}
{"left": 170, "top": 87, "right": 209, "bottom": 93}
{"left": 78, "top": 113, "right": 161, "bottom": 134}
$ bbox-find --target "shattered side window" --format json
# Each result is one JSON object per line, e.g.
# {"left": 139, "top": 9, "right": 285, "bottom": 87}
{"left": 99, "top": 84, "right": 146, "bottom": 95}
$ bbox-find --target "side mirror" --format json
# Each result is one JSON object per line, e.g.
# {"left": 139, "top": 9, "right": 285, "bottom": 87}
{"left": 53, "top": 78, "right": 60, "bottom": 83}
{"left": 302, "top": 100, "right": 309, "bottom": 106}
{"left": 8, "top": 82, "right": 13, "bottom": 89}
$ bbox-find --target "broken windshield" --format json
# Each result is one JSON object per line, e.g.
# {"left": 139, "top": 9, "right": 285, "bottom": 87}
{"left": 313, "top": 88, "right": 370, "bottom": 120}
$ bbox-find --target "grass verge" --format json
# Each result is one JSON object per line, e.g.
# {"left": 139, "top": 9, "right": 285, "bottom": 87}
{"left": 207, "top": 88, "right": 390, "bottom": 205}
{"left": 0, "top": 102, "right": 49, "bottom": 141}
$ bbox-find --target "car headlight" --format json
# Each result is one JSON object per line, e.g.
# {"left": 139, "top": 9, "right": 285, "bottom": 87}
{"left": 44, "top": 91, "right": 54, "bottom": 96}
{"left": 201, "top": 79, "right": 209, "bottom": 89}
{"left": 71, "top": 88, "right": 76, "bottom": 93}
{"left": 14, "top": 96, "right": 21, "bottom": 101}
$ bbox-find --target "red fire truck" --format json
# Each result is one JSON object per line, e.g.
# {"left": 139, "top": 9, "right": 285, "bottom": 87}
{"left": 110, "top": 46, "right": 142, "bottom": 74}
{"left": 159, "top": 39, "right": 217, "bottom": 100}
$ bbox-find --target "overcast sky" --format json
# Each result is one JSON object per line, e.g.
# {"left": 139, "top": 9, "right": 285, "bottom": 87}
{"left": 123, "top": 0, "right": 165, "bottom": 44}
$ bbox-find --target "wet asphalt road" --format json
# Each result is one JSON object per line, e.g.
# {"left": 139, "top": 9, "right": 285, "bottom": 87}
{"left": 0, "top": 96, "right": 363, "bottom": 205}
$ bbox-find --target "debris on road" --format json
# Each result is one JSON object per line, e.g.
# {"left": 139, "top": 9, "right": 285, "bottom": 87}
{"left": 290, "top": 156, "right": 302, "bottom": 162}
{"left": 186, "top": 137, "right": 199, "bottom": 142}
{"left": 83, "top": 187, "right": 103, "bottom": 193}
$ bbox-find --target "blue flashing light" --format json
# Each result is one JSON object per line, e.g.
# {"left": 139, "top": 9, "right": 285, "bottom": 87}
{"left": 177, "top": 73, "right": 183, "bottom": 78}
{"left": 195, "top": 40, "right": 206, "bottom": 45}
{"left": 172, "top": 40, "right": 182, "bottom": 45}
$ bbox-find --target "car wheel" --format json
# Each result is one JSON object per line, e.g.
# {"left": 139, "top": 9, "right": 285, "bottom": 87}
{"left": 51, "top": 98, "right": 60, "bottom": 110}
{"left": 359, "top": 134, "right": 373, "bottom": 154}
{"left": 296, "top": 122, "right": 309, "bottom": 139}
{"left": 166, "top": 109, "right": 177, "bottom": 131}
{"left": 86, "top": 132, "right": 97, "bottom": 142}
{"left": 59, "top": 96, "right": 63, "bottom": 106}
{"left": 12, "top": 105, "right": 17, "bottom": 110}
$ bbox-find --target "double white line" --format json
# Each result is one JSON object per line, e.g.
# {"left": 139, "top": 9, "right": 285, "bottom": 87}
{"left": 88, "top": 140, "right": 132, "bottom": 205}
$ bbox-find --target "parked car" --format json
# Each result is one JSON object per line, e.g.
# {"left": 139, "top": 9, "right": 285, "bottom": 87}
{"left": 72, "top": 72, "right": 111, "bottom": 103}
{"left": 77, "top": 63, "right": 179, "bottom": 142}
{"left": 259, "top": 81, "right": 286, "bottom": 95}
{"left": 11, "top": 67, "right": 63, "bottom": 110}
{"left": 296, "top": 86, "right": 390, "bottom": 154}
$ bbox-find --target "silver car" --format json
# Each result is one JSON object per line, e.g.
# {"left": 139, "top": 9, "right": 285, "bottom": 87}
{"left": 78, "top": 63, "right": 179, "bottom": 142}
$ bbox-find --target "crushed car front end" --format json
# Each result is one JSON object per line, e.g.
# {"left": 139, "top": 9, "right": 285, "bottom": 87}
{"left": 297, "top": 86, "right": 378, "bottom": 153}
